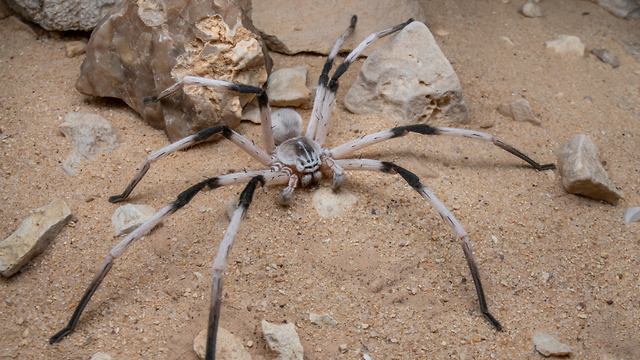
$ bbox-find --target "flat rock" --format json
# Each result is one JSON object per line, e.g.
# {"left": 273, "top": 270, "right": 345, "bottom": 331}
{"left": 111, "top": 204, "right": 156, "bottom": 236}
{"left": 0, "top": 199, "right": 72, "bottom": 277}
{"left": 267, "top": 67, "right": 309, "bottom": 107}
{"left": 76, "top": 0, "right": 271, "bottom": 142}
{"left": 557, "top": 134, "right": 621, "bottom": 204}
{"left": 59, "top": 112, "right": 120, "bottom": 160}
{"left": 596, "top": 0, "right": 640, "bottom": 18}
{"left": 309, "top": 313, "right": 338, "bottom": 327}
{"left": 497, "top": 99, "right": 541, "bottom": 125}
{"left": 622, "top": 207, "right": 640, "bottom": 223}
{"left": 546, "top": 35, "right": 585, "bottom": 56}
{"left": 193, "top": 327, "right": 252, "bottom": 360}
{"left": 3, "top": 0, "right": 123, "bottom": 30}
{"left": 262, "top": 320, "right": 303, "bottom": 360}
{"left": 591, "top": 48, "right": 620, "bottom": 68}
{"left": 533, "top": 332, "right": 573, "bottom": 357}
{"left": 251, "top": 0, "right": 427, "bottom": 55}
{"left": 522, "top": 1, "right": 543, "bottom": 17}
{"left": 345, "top": 21, "right": 470, "bottom": 125}
{"left": 312, "top": 187, "right": 357, "bottom": 218}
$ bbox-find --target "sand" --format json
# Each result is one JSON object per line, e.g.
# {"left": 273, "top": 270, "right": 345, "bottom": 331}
{"left": 1, "top": 1, "right": 639, "bottom": 359}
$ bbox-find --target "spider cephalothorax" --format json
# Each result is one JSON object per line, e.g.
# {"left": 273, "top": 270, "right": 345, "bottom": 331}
{"left": 50, "top": 16, "right": 555, "bottom": 360}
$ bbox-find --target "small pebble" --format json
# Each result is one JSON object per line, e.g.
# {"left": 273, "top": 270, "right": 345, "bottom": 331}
{"left": 339, "top": 344, "right": 348, "bottom": 353}
{"left": 591, "top": 49, "right": 620, "bottom": 68}
{"left": 522, "top": 1, "right": 543, "bottom": 17}
{"left": 246, "top": 340, "right": 253, "bottom": 348}
{"left": 622, "top": 207, "right": 640, "bottom": 223}
{"left": 533, "top": 332, "right": 573, "bottom": 357}
{"left": 90, "top": 353, "right": 111, "bottom": 360}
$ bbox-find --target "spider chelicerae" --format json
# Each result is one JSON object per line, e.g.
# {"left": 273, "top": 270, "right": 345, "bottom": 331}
{"left": 50, "top": 16, "right": 555, "bottom": 359}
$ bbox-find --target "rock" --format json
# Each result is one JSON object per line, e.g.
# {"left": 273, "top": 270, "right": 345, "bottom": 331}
{"left": 557, "top": 134, "right": 621, "bottom": 204}
{"left": 90, "top": 353, "right": 112, "bottom": 360}
{"left": 496, "top": 99, "right": 541, "bottom": 125}
{"left": 339, "top": 344, "right": 348, "bottom": 353}
{"left": 241, "top": 102, "right": 262, "bottom": 124}
{"left": 76, "top": 0, "right": 271, "bottom": 142}
{"left": 344, "top": 21, "right": 470, "bottom": 125}
{"left": 266, "top": 67, "right": 310, "bottom": 107}
{"left": 251, "top": 0, "right": 427, "bottom": 55}
{"left": 0, "top": 0, "right": 15, "bottom": 19}
{"left": 619, "top": 39, "right": 640, "bottom": 63}
{"left": 193, "top": 328, "right": 252, "bottom": 360}
{"left": 3, "top": 0, "right": 123, "bottom": 31}
{"left": 7, "top": 15, "right": 37, "bottom": 38}
{"left": 262, "top": 320, "right": 303, "bottom": 360}
{"left": 623, "top": 207, "right": 640, "bottom": 223}
{"left": 309, "top": 313, "right": 338, "bottom": 327}
{"left": 65, "top": 41, "right": 86, "bottom": 58}
{"left": 545, "top": 35, "right": 585, "bottom": 57}
{"left": 0, "top": 199, "right": 72, "bottom": 277}
{"left": 312, "top": 187, "right": 357, "bottom": 218}
{"left": 271, "top": 108, "right": 303, "bottom": 145}
{"left": 522, "top": 1, "right": 543, "bottom": 17}
{"left": 591, "top": 49, "right": 620, "bottom": 68}
{"left": 111, "top": 204, "right": 156, "bottom": 236}
{"left": 59, "top": 112, "right": 120, "bottom": 160}
{"left": 533, "top": 332, "right": 573, "bottom": 357}
{"left": 595, "top": 0, "right": 640, "bottom": 19}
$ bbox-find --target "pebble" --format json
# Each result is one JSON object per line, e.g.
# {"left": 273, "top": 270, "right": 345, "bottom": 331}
{"left": 522, "top": 1, "right": 543, "bottom": 17}
{"left": 311, "top": 187, "right": 357, "bottom": 218}
{"left": 309, "top": 313, "right": 338, "bottom": 327}
{"left": 0, "top": 199, "right": 72, "bottom": 277}
{"left": 262, "top": 320, "right": 304, "bottom": 360}
{"left": 90, "top": 353, "right": 112, "bottom": 360}
{"left": 111, "top": 204, "right": 156, "bottom": 236}
{"left": 65, "top": 41, "right": 86, "bottom": 58}
{"left": 591, "top": 49, "right": 620, "bottom": 68}
{"left": 557, "top": 134, "right": 621, "bottom": 204}
{"left": 496, "top": 99, "right": 541, "bottom": 125}
{"left": 59, "top": 112, "right": 120, "bottom": 161}
{"left": 339, "top": 344, "right": 348, "bottom": 353}
{"left": 545, "top": 35, "right": 585, "bottom": 56}
{"left": 533, "top": 332, "right": 573, "bottom": 357}
{"left": 266, "top": 67, "right": 310, "bottom": 107}
{"left": 193, "top": 328, "right": 251, "bottom": 360}
{"left": 622, "top": 207, "right": 640, "bottom": 223}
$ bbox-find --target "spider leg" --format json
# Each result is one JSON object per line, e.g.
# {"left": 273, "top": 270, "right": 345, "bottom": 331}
{"left": 50, "top": 170, "right": 287, "bottom": 344}
{"left": 277, "top": 174, "right": 299, "bottom": 206}
{"left": 205, "top": 175, "right": 264, "bottom": 360}
{"left": 306, "top": 15, "right": 357, "bottom": 140}
{"left": 143, "top": 76, "right": 276, "bottom": 155}
{"left": 335, "top": 158, "right": 503, "bottom": 331}
{"left": 314, "top": 18, "right": 414, "bottom": 146}
{"left": 330, "top": 124, "right": 556, "bottom": 170}
{"left": 109, "top": 126, "right": 271, "bottom": 203}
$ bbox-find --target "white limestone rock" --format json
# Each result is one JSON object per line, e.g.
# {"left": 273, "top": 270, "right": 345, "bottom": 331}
{"left": 546, "top": 35, "right": 585, "bottom": 57}
{"left": 522, "top": 1, "right": 543, "bottom": 17}
{"left": 533, "top": 332, "right": 573, "bottom": 357}
{"left": 497, "top": 99, "right": 541, "bottom": 125}
{"left": 3, "top": 0, "right": 122, "bottom": 30}
{"left": 59, "top": 112, "right": 120, "bottom": 161}
{"left": 267, "top": 67, "right": 310, "bottom": 108}
{"left": 557, "top": 134, "right": 621, "bottom": 204}
{"left": 193, "top": 328, "right": 252, "bottom": 360}
{"left": 111, "top": 204, "right": 156, "bottom": 236}
{"left": 0, "top": 199, "right": 72, "bottom": 277}
{"left": 345, "top": 21, "right": 470, "bottom": 125}
{"left": 251, "top": 0, "right": 427, "bottom": 55}
{"left": 262, "top": 320, "right": 303, "bottom": 360}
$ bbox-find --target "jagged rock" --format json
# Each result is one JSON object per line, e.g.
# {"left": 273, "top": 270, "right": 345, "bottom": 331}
{"left": 557, "top": 134, "right": 621, "bottom": 204}
{"left": 595, "top": 0, "right": 640, "bottom": 19}
{"left": 312, "top": 187, "right": 357, "bottom": 218}
{"left": 111, "top": 204, "right": 156, "bottom": 236}
{"left": 344, "top": 21, "right": 470, "bottom": 125}
{"left": 309, "top": 313, "right": 338, "bottom": 327}
{"left": 193, "top": 328, "right": 252, "bottom": 360}
{"left": 266, "top": 67, "right": 309, "bottom": 107}
{"left": 545, "top": 35, "right": 585, "bottom": 56}
{"left": 59, "top": 112, "right": 120, "bottom": 160}
{"left": 262, "top": 320, "right": 303, "bottom": 360}
{"left": 522, "top": 1, "right": 543, "bottom": 17}
{"left": 497, "top": 99, "right": 541, "bottom": 125}
{"left": 0, "top": 199, "right": 72, "bottom": 277}
{"left": 76, "top": 0, "right": 271, "bottom": 142}
{"left": 3, "top": 0, "right": 122, "bottom": 30}
{"left": 251, "top": 0, "right": 427, "bottom": 55}
{"left": 591, "top": 49, "right": 620, "bottom": 68}
{"left": 533, "top": 332, "right": 573, "bottom": 357}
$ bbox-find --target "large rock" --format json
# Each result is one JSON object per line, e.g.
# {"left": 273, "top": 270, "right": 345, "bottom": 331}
{"left": 557, "top": 134, "right": 621, "bottom": 204}
{"left": 262, "top": 320, "right": 303, "bottom": 360}
{"left": 76, "top": 0, "right": 271, "bottom": 142}
{"left": 344, "top": 21, "right": 470, "bottom": 125}
{"left": 251, "top": 0, "right": 427, "bottom": 55}
{"left": 0, "top": 199, "right": 72, "bottom": 277}
{"left": 3, "top": 0, "right": 122, "bottom": 30}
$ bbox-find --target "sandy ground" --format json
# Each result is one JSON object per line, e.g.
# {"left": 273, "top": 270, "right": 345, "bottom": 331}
{"left": 1, "top": 0, "right": 639, "bottom": 359}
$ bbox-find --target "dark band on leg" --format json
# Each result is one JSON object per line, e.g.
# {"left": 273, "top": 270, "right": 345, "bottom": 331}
{"left": 380, "top": 162, "right": 421, "bottom": 190}
{"left": 493, "top": 139, "right": 556, "bottom": 170}
{"left": 238, "top": 176, "right": 265, "bottom": 211}
{"left": 205, "top": 275, "right": 223, "bottom": 360}
{"left": 390, "top": 124, "right": 440, "bottom": 138}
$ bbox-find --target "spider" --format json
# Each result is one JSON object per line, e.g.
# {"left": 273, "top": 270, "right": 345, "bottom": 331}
{"left": 50, "top": 16, "right": 555, "bottom": 359}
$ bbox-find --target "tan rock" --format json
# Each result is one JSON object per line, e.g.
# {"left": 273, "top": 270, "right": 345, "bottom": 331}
{"left": 193, "top": 327, "right": 252, "bottom": 360}
{"left": 546, "top": 35, "right": 585, "bottom": 56}
{"left": 497, "top": 99, "right": 541, "bottom": 125}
